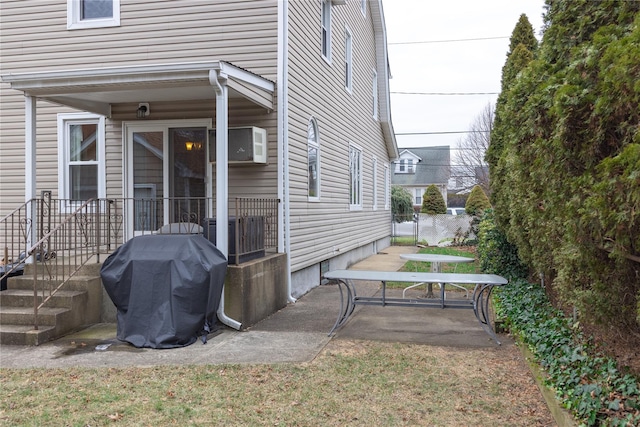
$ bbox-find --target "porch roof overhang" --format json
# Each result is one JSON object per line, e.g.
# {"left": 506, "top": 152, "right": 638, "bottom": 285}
{"left": 1, "top": 61, "right": 275, "bottom": 117}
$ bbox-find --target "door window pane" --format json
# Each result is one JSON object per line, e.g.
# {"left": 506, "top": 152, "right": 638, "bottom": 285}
{"left": 169, "top": 128, "right": 206, "bottom": 224}
{"left": 133, "top": 131, "right": 164, "bottom": 231}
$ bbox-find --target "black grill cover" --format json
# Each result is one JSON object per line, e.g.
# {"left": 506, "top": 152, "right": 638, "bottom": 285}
{"left": 100, "top": 234, "right": 227, "bottom": 349}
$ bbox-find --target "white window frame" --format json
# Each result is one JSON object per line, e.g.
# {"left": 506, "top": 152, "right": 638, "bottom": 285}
{"left": 384, "top": 164, "right": 390, "bottom": 210}
{"left": 345, "top": 26, "right": 353, "bottom": 93}
{"left": 415, "top": 188, "right": 422, "bottom": 206}
{"left": 321, "top": 0, "right": 332, "bottom": 63}
{"left": 308, "top": 118, "right": 321, "bottom": 201}
{"left": 372, "top": 156, "right": 378, "bottom": 211}
{"left": 361, "top": 0, "right": 367, "bottom": 16}
{"left": 67, "top": 0, "right": 120, "bottom": 30}
{"left": 349, "top": 143, "right": 363, "bottom": 210}
{"left": 372, "top": 70, "right": 378, "bottom": 120}
{"left": 57, "top": 112, "right": 106, "bottom": 211}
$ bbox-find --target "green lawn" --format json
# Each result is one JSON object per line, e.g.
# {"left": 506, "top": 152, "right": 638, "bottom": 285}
{"left": 387, "top": 246, "right": 479, "bottom": 290}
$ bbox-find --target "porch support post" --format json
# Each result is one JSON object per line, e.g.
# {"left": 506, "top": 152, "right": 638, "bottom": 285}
{"left": 210, "top": 69, "right": 242, "bottom": 331}
{"left": 25, "top": 95, "right": 37, "bottom": 257}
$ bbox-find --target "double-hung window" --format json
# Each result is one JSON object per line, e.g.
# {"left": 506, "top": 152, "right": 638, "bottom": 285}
{"left": 345, "top": 27, "right": 353, "bottom": 92}
{"left": 308, "top": 118, "right": 320, "bottom": 200}
{"left": 372, "top": 70, "right": 378, "bottom": 120}
{"left": 321, "top": 0, "right": 331, "bottom": 61}
{"left": 372, "top": 156, "right": 378, "bottom": 210}
{"left": 384, "top": 164, "right": 390, "bottom": 210}
{"left": 349, "top": 144, "right": 363, "bottom": 210}
{"left": 58, "top": 113, "right": 105, "bottom": 204}
{"left": 67, "top": 0, "right": 120, "bottom": 30}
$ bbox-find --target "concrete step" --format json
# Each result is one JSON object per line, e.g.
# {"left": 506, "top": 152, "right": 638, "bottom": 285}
{"left": 0, "top": 324, "right": 58, "bottom": 346}
{"left": 6, "top": 275, "right": 102, "bottom": 292}
{"left": 0, "top": 306, "right": 72, "bottom": 327}
{"left": 0, "top": 289, "right": 87, "bottom": 309}
{"left": 24, "top": 260, "right": 103, "bottom": 277}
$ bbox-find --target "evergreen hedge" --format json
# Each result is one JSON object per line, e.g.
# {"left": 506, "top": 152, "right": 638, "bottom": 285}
{"left": 488, "top": 1, "right": 640, "bottom": 330}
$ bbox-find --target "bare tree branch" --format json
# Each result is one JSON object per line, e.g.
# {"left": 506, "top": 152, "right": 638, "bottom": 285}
{"left": 453, "top": 103, "right": 493, "bottom": 194}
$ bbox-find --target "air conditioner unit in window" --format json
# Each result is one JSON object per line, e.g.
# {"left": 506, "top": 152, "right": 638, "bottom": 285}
{"left": 208, "top": 126, "right": 267, "bottom": 164}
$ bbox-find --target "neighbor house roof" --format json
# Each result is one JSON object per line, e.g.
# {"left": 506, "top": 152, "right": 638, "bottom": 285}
{"left": 391, "top": 146, "right": 450, "bottom": 186}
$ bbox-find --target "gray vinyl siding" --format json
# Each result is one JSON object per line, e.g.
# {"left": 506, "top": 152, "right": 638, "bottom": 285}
{"left": 0, "top": 0, "right": 278, "bottom": 76}
{"left": 0, "top": 0, "right": 278, "bottom": 221}
{"left": 287, "top": 0, "right": 392, "bottom": 272}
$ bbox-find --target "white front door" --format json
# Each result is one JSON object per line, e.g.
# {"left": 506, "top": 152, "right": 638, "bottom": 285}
{"left": 124, "top": 120, "right": 212, "bottom": 238}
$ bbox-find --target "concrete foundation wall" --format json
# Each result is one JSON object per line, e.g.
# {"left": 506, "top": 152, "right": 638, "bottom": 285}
{"left": 101, "top": 288, "right": 117, "bottom": 323}
{"left": 290, "top": 238, "right": 391, "bottom": 298}
{"left": 223, "top": 253, "right": 288, "bottom": 329}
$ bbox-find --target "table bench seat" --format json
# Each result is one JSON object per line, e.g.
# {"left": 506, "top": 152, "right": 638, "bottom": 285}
{"left": 323, "top": 270, "right": 508, "bottom": 344}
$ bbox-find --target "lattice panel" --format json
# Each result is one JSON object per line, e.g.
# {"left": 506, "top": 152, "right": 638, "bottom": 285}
{"left": 417, "top": 214, "right": 474, "bottom": 246}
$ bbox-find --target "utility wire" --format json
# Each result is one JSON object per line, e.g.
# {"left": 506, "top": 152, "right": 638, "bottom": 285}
{"left": 391, "top": 91, "right": 499, "bottom": 96}
{"left": 388, "top": 36, "right": 508, "bottom": 45}
{"left": 396, "top": 131, "right": 489, "bottom": 135}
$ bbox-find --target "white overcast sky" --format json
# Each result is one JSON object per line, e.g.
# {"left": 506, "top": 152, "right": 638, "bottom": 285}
{"left": 382, "top": 0, "right": 546, "bottom": 154}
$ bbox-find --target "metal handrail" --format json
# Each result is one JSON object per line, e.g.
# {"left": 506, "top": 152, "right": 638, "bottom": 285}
{"left": 0, "top": 193, "right": 281, "bottom": 330}
{"left": 30, "top": 196, "right": 103, "bottom": 330}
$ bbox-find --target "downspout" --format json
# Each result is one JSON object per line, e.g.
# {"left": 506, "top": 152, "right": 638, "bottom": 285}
{"left": 210, "top": 69, "right": 242, "bottom": 330}
{"left": 278, "top": 0, "right": 296, "bottom": 303}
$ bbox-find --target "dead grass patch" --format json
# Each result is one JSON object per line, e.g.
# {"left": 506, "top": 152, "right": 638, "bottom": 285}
{"left": 0, "top": 340, "right": 554, "bottom": 426}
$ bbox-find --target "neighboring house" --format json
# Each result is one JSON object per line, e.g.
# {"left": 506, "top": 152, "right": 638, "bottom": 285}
{"left": 0, "top": 1, "right": 398, "bottom": 332}
{"left": 391, "top": 147, "right": 450, "bottom": 209}
{"left": 447, "top": 165, "right": 490, "bottom": 195}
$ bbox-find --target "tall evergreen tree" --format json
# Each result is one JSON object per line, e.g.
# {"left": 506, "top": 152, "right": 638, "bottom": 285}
{"left": 488, "top": 0, "right": 640, "bottom": 334}
{"left": 507, "top": 14, "right": 538, "bottom": 56}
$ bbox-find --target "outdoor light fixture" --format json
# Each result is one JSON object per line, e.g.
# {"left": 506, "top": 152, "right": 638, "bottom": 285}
{"left": 137, "top": 103, "right": 150, "bottom": 119}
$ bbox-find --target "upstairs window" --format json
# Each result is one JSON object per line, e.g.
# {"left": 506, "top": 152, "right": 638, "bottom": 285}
{"left": 321, "top": 0, "right": 331, "bottom": 61}
{"left": 308, "top": 118, "right": 320, "bottom": 200}
{"left": 345, "top": 27, "right": 353, "bottom": 92}
{"left": 68, "top": 0, "right": 120, "bottom": 30}
{"left": 396, "top": 157, "right": 416, "bottom": 174}
{"left": 349, "top": 144, "right": 363, "bottom": 210}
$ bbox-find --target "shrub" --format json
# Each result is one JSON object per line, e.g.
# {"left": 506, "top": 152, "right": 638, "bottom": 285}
{"left": 391, "top": 185, "right": 414, "bottom": 222}
{"left": 420, "top": 185, "right": 446, "bottom": 214}
{"left": 465, "top": 185, "right": 491, "bottom": 216}
{"left": 477, "top": 209, "right": 528, "bottom": 280}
